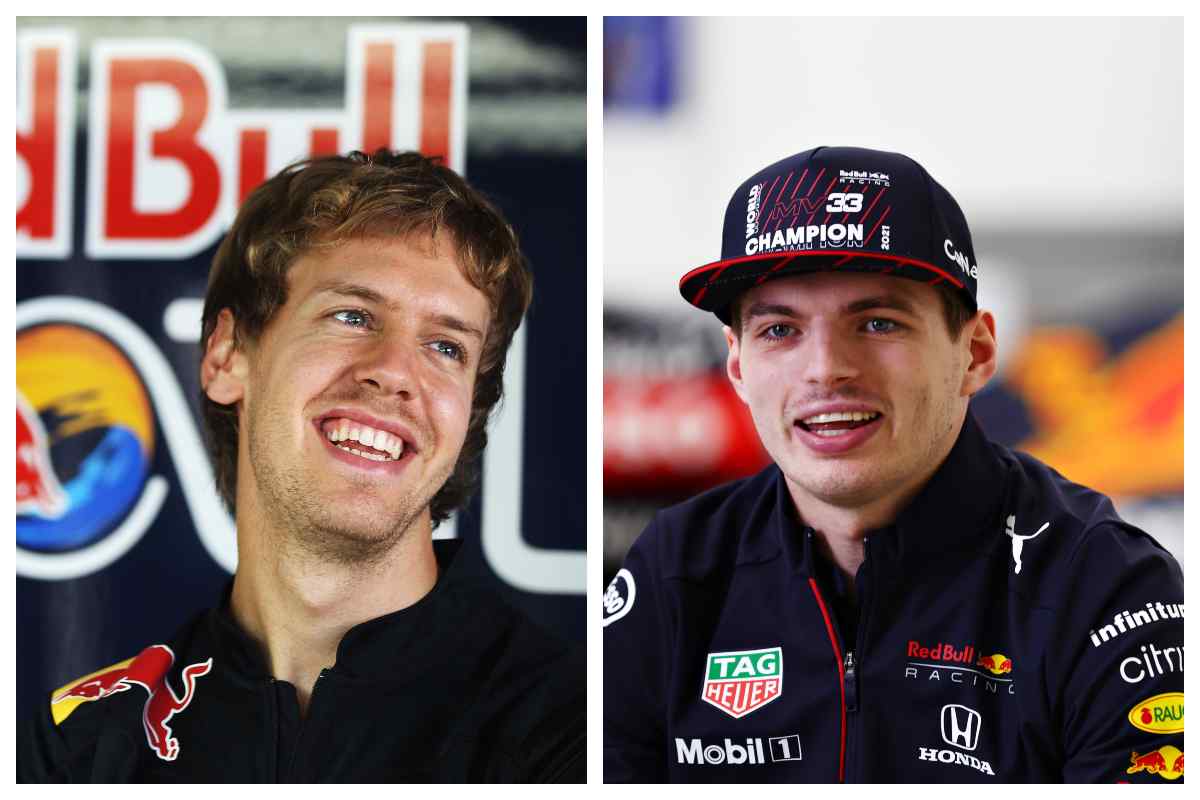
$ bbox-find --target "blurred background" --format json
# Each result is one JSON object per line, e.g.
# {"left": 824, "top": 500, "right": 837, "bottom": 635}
{"left": 603, "top": 17, "right": 1183, "bottom": 582}
{"left": 17, "top": 16, "right": 584, "bottom": 727}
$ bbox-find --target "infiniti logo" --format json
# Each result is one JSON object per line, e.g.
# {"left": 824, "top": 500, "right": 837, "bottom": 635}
{"left": 941, "top": 704, "right": 981, "bottom": 751}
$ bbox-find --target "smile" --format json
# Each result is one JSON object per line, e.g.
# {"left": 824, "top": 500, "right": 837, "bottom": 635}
{"left": 321, "top": 418, "right": 404, "bottom": 461}
{"left": 793, "top": 408, "right": 884, "bottom": 454}
{"left": 798, "top": 410, "right": 880, "bottom": 437}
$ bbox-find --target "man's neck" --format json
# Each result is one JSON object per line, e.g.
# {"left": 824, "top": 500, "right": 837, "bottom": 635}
{"left": 789, "top": 496, "right": 890, "bottom": 585}
{"left": 789, "top": 413, "right": 967, "bottom": 582}
{"left": 229, "top": 513, "right": 438, "bottom": 716}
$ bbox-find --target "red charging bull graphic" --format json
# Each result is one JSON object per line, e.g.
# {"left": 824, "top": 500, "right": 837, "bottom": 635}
{"left": 975, "top": 653, "right": 1013, "bottom": 675}
{"left": 16, "top": 391, "right": 66, "bottom": 518}
{"left": 51, "top": 644, "right": 212, "bottom": 762}
{"left": 1125, "top": 746, "right": 1184, "bottom": 780}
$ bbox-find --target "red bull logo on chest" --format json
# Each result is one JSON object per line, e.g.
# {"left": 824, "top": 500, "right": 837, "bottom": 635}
{"left": 1126, "top": 745, "right": 1183, "bottom": 780}
{"left": 50, "top": 644, "right": 212, "bottom": 762}
{"left": 701, "top": 646, "right": 783, "bottom": 719}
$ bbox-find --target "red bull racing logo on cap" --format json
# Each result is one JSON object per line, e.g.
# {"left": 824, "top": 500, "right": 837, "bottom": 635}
{"left": 1126, "top": 746, "right": 1183, "bottom": 780}
{"left": 51, "top": 644, "right": 212, "bottom": 762}
{"left": 701, "top": 646, "right": 782, "bottom": 719}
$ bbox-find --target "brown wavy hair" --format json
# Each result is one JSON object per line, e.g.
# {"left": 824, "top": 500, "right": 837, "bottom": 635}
{"left": 200, "top": 150, "right": 532, "bottom": 526}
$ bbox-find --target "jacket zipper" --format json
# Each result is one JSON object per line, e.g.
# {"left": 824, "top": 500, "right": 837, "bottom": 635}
{"left": 283, "top": 668, "right": 329, "bottom": 782}
{"left": 843, "top": 650, "right": 858, "bottom": 711}
{"left": 843, "top": 537, "right": 872, "bottom": 779}
{"left": 267, "top": 678, "right": 279, "bottom": 781}
{"left": 808, "top": 536, "right": 871, "bottom": 783}
{"left": 808, "top": 577, "right": 846, "bottom": 783}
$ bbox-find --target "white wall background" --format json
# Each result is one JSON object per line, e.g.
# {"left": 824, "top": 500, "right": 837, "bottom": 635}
{"left": 604, "top": 16, "right": 1183, "bottom": 313}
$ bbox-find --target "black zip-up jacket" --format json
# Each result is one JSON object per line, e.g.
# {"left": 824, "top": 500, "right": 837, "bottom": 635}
{"left": 21, "top": 540, "right": 585, "bottom": 782}
{"left": 603, "top": 414, "right": 1184, "bottom": 782}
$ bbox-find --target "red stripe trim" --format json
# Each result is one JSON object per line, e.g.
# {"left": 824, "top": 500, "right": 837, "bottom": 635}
{"left": 765, "top": 171, "right": 795, "bottom": 234}
{"left": 809, "top": 578, "right": 846, "bottom": 783}
{"left": 678, "top": 250, "right": 966, "bottom": 291}
{"left": 865, "top": 205, "right": 892, "bottom": 247}
{"left": 859, "top": 185, "right": 886, "bottom": 227}
{"left": 806, "top": 174, "right": 840, "bottom": 225}
{"left": 789, "top": 168, "right": 809, "bottom": 202}
{"left": 804, "top": 167, "right": 826, "bottom": 199}
{"left": 759, "top": 174, "right": 782, "bottom": 222}
{"left": 754, "top": 255, "right": 797, "bottom": 284}
{"left": 840, "top": 183, "right": 869, "bottom": 225}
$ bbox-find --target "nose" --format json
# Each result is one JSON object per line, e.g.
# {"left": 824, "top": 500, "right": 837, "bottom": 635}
{"left": 800, "top": 326, "right": 859, "bottom": 387}
{"left": 354, "top": 334, "right": 416, "bottom": 399}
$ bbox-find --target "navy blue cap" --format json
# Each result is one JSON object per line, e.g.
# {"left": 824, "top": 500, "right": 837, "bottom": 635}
{"left": 679, "top": 146, "right": 979, "bottom": 324}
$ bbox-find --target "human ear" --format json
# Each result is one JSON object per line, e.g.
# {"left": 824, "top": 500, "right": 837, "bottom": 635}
{"left": 200, "top": 309, "right": 249, "bottom": 405}
{"left": 725, "top": 326, "right": 750, "bottom": 405}
{"left": 960, "top": 310, "right": 998, "bottom": 397}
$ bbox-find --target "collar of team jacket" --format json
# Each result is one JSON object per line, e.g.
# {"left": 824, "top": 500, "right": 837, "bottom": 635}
{"left": 738, "top": 411, "right": 1011, "bottom": 575}
{"left": 206, "top": 539, "right": 488, "bottom": 687}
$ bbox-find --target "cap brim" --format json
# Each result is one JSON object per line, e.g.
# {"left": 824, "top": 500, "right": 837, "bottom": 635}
{"left": 679, "top": 250, "right": 970, "bottom": 324}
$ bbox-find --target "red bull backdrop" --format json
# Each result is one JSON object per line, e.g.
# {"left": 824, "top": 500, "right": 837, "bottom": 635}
{"left": 16, "top": 18, "right": 586, "bottom": 727}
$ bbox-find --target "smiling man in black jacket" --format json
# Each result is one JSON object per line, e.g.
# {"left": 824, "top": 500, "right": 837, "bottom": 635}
{"left": 21, "top": 151, "right": 584, "bottom": 783}
{"left": 603, "top": 146, "right": 1183, "bottom": 783}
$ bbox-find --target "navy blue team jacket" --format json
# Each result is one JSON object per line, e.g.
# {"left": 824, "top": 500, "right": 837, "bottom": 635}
{"left": 603, "top": 413, "right": 1184, "bottom": 782}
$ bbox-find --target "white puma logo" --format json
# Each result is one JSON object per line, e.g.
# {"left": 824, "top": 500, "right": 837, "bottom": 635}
{"left": 1005, "top": 514, "right": 1049, "bottom": 575}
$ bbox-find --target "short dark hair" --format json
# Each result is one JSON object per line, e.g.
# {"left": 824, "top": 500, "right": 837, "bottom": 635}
{"left": 200, "top": 149, "right": 532, "bottom": 526}
{"left": 728, "top": 278, "right": 974, "bottom": 339}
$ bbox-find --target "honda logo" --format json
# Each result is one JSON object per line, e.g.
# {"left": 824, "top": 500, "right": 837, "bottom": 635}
{"left": 940, "top": 704, "right": 981, "bottom": 751}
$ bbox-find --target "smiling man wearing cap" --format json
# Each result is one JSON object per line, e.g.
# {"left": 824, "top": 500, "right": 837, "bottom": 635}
{"left": 603, "top": 146, "right": 1184, "bottom": 783}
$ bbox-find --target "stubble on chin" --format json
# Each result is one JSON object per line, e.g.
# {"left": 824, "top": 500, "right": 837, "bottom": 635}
{"left": 248, "top": 426, "right": 448, "bottom": 568}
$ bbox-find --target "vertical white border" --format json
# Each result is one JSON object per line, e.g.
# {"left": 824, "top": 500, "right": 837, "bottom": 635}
{"left": 586, "top": 12, "right": 603, "bottom": 787}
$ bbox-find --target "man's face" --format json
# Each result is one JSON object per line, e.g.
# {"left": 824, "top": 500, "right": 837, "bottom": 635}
{"left": 219, "top": 234, "right": 489, "bottom": 563}
{"left": 726, "top": 272, "right": 985, "bottom": 517}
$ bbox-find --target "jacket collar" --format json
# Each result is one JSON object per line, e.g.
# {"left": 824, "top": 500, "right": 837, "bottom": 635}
{"left": 209, "top": 539, "right": 483, "bottom": 685}
{"left": 774, "top": 410, "right": 1011, "bottom": 573}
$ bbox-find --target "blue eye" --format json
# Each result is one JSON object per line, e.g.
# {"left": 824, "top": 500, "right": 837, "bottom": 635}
{"left": 762, "top": 323, "right": 795, "bottom": 340}
{"left": 865, "top": 318, "right": 899, "bottom": 334}
{"left": 332, "top": 309, "right": 371, "bottom": 328}
{"left": 431, "top": 340, "right": 465, "bottom": 362}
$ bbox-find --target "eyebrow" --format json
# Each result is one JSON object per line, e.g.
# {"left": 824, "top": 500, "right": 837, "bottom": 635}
{"left": 843, "top": 294, "right": 920, "bottom": 316}
{"left": 311, "top": 280, "right": 486, "bottom": 342}
{"left": 742, "top": 294, "right": 921, "bottom": 326}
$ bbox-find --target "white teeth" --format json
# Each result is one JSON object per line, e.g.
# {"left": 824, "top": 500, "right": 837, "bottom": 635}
{"left": 323, "top": 419, "right": 405, "bottom": 461}
{"left": 335, "top": 444, "right": 390, "bottom": 462}
{"left": 802, "top": 411, "right": 879, "bottom": 425}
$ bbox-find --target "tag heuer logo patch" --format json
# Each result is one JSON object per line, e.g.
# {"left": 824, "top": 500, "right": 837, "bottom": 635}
{"left": 701, "top": 647, "right": 783, "bottom": 718}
